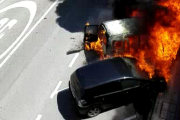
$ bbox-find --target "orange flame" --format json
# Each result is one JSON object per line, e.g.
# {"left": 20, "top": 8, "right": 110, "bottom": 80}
{"left": 86, "top": 22, "right": 90, "bottom": 26}
{"left": 85, "top": 0, "right": 180, "bottom": 81}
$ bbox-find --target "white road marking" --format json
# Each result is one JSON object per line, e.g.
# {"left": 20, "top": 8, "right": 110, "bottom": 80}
{"left": 68, "top": 53, "right": 79, "bottom": 67}
{"left": 0, "top": 18, "right": 8, "bottom": 39}
{"left": 1, "top": 19, "right": 17, "bottom": 30}
{"left": 0, "top": 1, "right": 37, "bottom": 60}
{"left": 0, "top": 0, "right": 61, "bottom": 68}
{"left": 0, "top": 33, "right": 4, "bottom": 39}
{"left": 35, "top": 114, "right": 42, "bottom": 120}
{"left": 0, "top": 0, "right": 5, "bottom": 4}
{"left": 0, "top": 19, "right": 17, "bottom": 39}
{"left": 0, "top": 19, "right": 17, "bottom": 33}
{"left": 50, "top": 81, "right": 62, "bottom": 99}
{"left": 0, "top": 18, "right": 9, "bottom": 28}
{"left": 124, "top": 115, "right": 136, "bottom": 120}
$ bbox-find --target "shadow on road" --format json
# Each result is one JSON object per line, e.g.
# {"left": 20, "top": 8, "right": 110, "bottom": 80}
{"left": 57, "top": 88, "right": 138, "bottom": 120}
{"left": 55, "top": 0, "right": 112, "bottom": 33}
{"left": 84, "top": 50, "right": 101, "bottom": 64}
{"left": 57, "top": 89, "right": 81, "bottom": 120}
{"left": 112, "top": 104, "right": 136, "bottom": 120}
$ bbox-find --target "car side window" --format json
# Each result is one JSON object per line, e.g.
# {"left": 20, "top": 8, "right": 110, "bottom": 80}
{"left": 94, "top": 82, "right": 122, "bottom": 96}
{"left": 121, "top": 79, "right": 141, "bottom": 90}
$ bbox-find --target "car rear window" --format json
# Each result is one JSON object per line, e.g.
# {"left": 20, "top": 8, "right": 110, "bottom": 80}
{"left": 73, "top": 74, "right": 84, "bottom": 99}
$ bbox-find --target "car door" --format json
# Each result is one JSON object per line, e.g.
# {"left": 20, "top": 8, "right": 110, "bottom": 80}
{"left": 98, "top": 25, "right": 107, "bottom": 55}
{"left": 84, "top": 25, "right": 98, "bottom": 42}
{"left": 120, "top": 79, "right": 142, "bottom": 105}
{"left": 93, "top": 81, "right": 123, "bottom": 109}
{"left": 107, "top": 82, "right": 126, "bottom": 107}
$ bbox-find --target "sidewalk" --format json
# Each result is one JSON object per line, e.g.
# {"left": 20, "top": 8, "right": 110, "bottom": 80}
{"left": 150, "top": 55, "right": 180, "bottom": 120}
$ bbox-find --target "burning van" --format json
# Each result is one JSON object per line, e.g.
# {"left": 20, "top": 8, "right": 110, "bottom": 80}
{"left": 84, "top": 17, "right": 145, "bottom": 56}
{"left": 83, "top": 0, "right": 180, "bottom": 81}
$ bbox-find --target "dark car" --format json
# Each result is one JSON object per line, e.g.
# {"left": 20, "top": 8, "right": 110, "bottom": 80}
{"left": 69, "top": 57, "right": 166, "bottom": 118}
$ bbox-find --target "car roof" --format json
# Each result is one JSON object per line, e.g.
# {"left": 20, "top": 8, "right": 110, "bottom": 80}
{"left": 121, "top": 57, "right": 149, "bottom": 80}
{"left": 76, "top": 57, "right": 135, "bottom": 89}
{"left": 101, "top": 17, "right": 143, "bottom": 37}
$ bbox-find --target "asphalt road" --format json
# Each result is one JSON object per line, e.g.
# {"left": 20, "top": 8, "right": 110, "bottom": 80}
{"left": 0, "top": 0, "right": 138, "bottom": 120}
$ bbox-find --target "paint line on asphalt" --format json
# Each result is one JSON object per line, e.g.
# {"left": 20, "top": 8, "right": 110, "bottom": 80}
{"left": 124, "top": 115, "right": 136, "bottom": 120}
{"left": 0, "top": 0, "right": 62, "bottom": 68}
{"left": 50, "top": 81, "right": 62, "bottom": 99}
{"left": 68, "top": 53, "right": 79, "bottom": 67}
{"left": 35, "top": 114, "right": 42, "bottom": 120}
{"left": 0, "top": 1, "right": 37, "bottom": 60}
{"left": 0, "top": 0, "right": 5, "bottom": 4}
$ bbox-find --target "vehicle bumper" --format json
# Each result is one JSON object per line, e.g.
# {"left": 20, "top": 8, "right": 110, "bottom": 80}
{"left": 69, "top": 81, "right": 89, "bottom": 115}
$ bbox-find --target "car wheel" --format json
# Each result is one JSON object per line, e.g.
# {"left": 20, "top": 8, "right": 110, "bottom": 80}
{"left": 87, "top": 107, "right": 101, "bottom": 118}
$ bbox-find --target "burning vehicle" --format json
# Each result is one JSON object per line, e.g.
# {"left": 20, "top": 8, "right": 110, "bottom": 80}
{"left": 66, "top": 0, "right": 180, "bottom": 119}
{"left": 69, "top": 57, "right": 167, "bottom": 118}
{"left": 67, "top": 0, "right": 180, "bottom": 119}
{"left": 84, "top": 17, "right": 145, "bottom": 56}
{"left": 84, "top": 0, "right": 180, "bottom": 81}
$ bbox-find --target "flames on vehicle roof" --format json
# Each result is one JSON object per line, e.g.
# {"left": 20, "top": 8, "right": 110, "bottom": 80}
{"left": 85, "top": 0, "right": 180, "bottom": 81}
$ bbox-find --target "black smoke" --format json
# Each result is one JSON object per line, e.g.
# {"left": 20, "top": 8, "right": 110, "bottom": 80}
{"left": 112, "top": 0, "right": 168, "bottom": 30}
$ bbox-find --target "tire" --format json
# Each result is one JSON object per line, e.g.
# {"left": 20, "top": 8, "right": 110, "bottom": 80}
{"left": 87, "top": 107, "right": 101, "bottom": 118}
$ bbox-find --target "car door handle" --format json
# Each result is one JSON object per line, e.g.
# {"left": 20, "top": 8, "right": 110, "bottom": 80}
{"left": 124, "top": 92, "right": 128, "bottom": 94}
